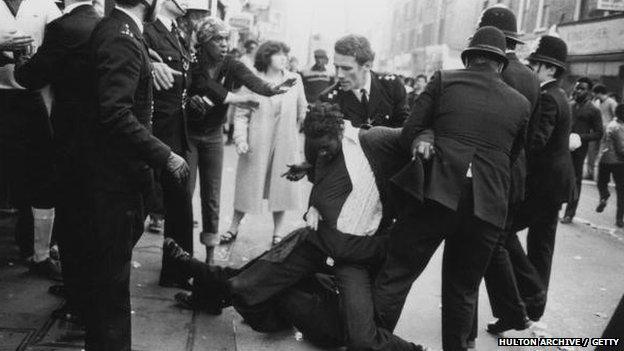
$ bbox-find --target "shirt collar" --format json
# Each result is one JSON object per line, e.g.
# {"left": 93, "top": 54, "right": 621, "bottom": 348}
{"left": 64, "top": 1, "right": 91, "bottom": 14}
{"left": 342, "top": 120, "right": 361, "bottom": 145}
{"left": 115, "top": 5, "right": 143, "bottom": 33}
{"left": 541, "top": 78, "right": 557, "bottom": 88}
{"left": 353, "top": 71, "right": 372, "bottom": 95}
{"left": 157, "top": 15, "right": 173, "bottom": 31}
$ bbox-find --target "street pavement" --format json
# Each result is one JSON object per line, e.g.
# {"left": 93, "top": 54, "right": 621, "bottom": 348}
{"left": 1, "top": 144, "right": 623, "bottom": 350}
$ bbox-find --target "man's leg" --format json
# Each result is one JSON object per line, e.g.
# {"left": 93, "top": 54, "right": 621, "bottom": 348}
{"left": 84, "top": 191, "right": 144, "bottom": 351}
{"left": 441, "top": 214, "right": 501, "bottom": 351}
{"left": 564, "top": 147, "right": 587, "bottom": 219}
{"left": 374, "top": 200, "right": 452, "bottom": 332}
{"left": 335, "top": 263, "right": 418, "bottom": 351}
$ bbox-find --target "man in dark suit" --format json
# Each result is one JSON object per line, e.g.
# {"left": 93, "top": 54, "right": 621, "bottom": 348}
{"left": 485, "top": 35, "right": 577, "bottom": 331}
{"left": 143, "top": 0, "right": 194, "bottom": 289}
{"left": 84, "top": 0, "right": 188, "bottom": 349}
{"left": 372, "top": 27, "right": 530, "bottom": 351}
{"left": 562, "top": 77, "right": 603, "bottom": 223}
{"left": 12, "top": 0, "right": 102, "bottom": 324}
{"left": 167, "top": 103, "right": 426, "bottom": 351}
{"left": 319, "top": 34, "right": 408, "bottom": 128}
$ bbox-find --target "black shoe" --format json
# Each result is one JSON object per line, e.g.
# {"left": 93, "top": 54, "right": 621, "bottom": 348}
{"left": 48, "top": 284, "right": 67, "bottom": 298}
{"left": 486, "top": 317, "right": 531, "bottom": 334}
{"left": 52, "top": 303, "right": 84, "bottom": 326}
{"left": 596, "top": 199, "right": 608, "bottom": 213}
{"left": 163, "top": 238, "right": 192, "bottom": 274}
{"left": 174, "top": 291, "right": 223, "bottom": 315}
{"left": 159, "top": 274, "right": 192, "bottom": 290}
{"left": 560, "top": 216, "right": 573, "bottom": 224}
{"left": 49, "top": 245, "right": 60, "bottom": 261}
{"left": 30, "top": 258, "right": 62, "bottom": 281}
{"left": 617, "top": 220, "right": 624, "bottom": 228}
{"left": 524, "top": 291, "right": 547, "bottom": 321}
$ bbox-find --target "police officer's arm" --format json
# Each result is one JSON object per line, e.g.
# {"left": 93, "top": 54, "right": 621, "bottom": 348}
{"left": 95, "top": 34, "right": 171, "bottom": 168}
{"left": 389, "top": 77, "right": 410, "bottom": 127}
{"left": 528, "top": 92, "right": 557, "bottom": 152}
{"left": 400, "top": 73, "right": 438, "bottom": 154}
{"left": 14, "top": 21, "right": 64, "bottom": 89}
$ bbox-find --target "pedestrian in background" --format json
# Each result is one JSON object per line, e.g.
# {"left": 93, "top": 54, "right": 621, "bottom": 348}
{"left": 562, "top": 77, "right": 603, "bottom": 224}
{"left": 239, "top": 39, "right": 258, "bottom": 69}
{"left": 407, "top": 74, "right": 427, "bottom": 109}
{"left": 586, "top": 83, "right": 619, "bottom": 180}
{"left": 301, "top": 49, "right": 333, "bottom": 103}
{"left": 223, "top": 40, "right": 307, "bottom": 246}
{"left": 596, "top": 104, "right": 624, "bottom": 227}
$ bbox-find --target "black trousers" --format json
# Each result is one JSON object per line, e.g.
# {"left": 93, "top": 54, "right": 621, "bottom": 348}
{"left": 597, "top": 294, "right": 624, "bottom": 350}
{"left": 564, "top": 145, "right": 588, "bottom": 218}
{"left": 83, "top": 190, "right": 145, "bottom": 351}
{"left": 373, "top": 181, "right": 503, "bottom": 351}
{"left": 158, "top": 169, "right": 194, "bottom": 279}
{"left": 222, "top": 228, "right": 416, "bottom": 350}
{"left": 597, "top": 162, "right": 624, "bottom": 221}
{"left": 0, "top": 90, "right": 56, "bottom": 256}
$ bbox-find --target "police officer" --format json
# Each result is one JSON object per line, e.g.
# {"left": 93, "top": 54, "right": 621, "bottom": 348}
{"left": 143, "top": 0, "right": 194, "bottom": 289}
{"left": 319, "top": 34, "right": 408, "bottom": 128}
{"left": 11, "top": 0, "right": 102, "bottom": 324}
{"left": 84, "top": 0, "right": 188, "bottom": 349}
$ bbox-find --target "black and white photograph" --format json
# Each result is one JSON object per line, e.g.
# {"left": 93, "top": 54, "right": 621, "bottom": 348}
{"left": 0, "top": 0, "right": 623, "bottom": 349}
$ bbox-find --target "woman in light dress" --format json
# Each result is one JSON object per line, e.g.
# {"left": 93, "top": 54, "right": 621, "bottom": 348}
{"left": 222, "top": 40, "right": 307, "bottom": 245}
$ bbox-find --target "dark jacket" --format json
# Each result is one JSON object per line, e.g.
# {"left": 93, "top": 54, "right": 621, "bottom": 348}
{"left": 503, "top": 52, "right": 540, "bottom": 205}
{"left": 599, "top": 120, "right": 624, "bottom": 164}
{"left": 570, "top": 99, "right": 603, "bottom": 146}
{"left": 88, "top": 9, "right": 171, "bottom": 194}
{"left": 143, "top": 18, "right": 191, "bottom": 154}
{"left": 15, "top": 4, "right": 102, "bottom": 180}
{"left": 187, "top": 55, "right": 277, "bottom": 133}
{"left": 318, "top": 72, "right": 409, "bottom": 128}
{"left": 403, "top": 67, "right": 530, "bottom": 229}
{"left": 526, "top": 80, "right": 576, "bottom": 204}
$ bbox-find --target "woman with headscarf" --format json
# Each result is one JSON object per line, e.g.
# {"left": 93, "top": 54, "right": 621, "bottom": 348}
{"left": 187, "top": 18, "right": 294, "bottom": 261}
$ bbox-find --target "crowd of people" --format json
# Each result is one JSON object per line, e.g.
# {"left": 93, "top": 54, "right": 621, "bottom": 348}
{"left": 0, "top": 0, "right": 623, "bottom": 350}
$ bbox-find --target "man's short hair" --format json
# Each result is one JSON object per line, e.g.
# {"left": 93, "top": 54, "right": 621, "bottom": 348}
{"left": 593, "top": 83, "right": 608, "bottom": 95}
{"left": 334, "top": 34, "right": 375, "bottom": 65}
{"left": 254, "top": 40, "right": 290, "bottom": 72}
{"left": 302, "top": 103, "right": 344, "bottom": 140}
{"left": 415, "top": 74, "right": 427, "bottom": 82}
{"left": 244, "top": 39, "right": 258, "bottom": 52}
{"left": 577, "top": 77, "right": 593, "bottom": 89}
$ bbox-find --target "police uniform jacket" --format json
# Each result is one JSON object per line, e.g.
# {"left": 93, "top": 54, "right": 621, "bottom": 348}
{"left": 403, "top": 66, "right": 530, "bottom": 229}
{"left": 88, "top": 9, "right": 171, "bottom": 194}
{"left": 15, "top": 4, "right": 101, "bottom": 181}
{"left": 144, "top": 18, "right": 191, "bottom": 154}
{"left": 526, "top": 80, "right": 576, "bottom": 205}
{"left": 502, "top": 52, "right": 540, "bottom": 205}
{"left": 318, "top": 71, "right": 409, "bottom": 128}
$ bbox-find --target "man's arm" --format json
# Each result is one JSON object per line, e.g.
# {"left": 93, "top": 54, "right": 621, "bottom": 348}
{"left": 528, "top": 92, "right": 557, "bottom": 153}
{"left": 582, "top": 107, "right": 604, "bottom": 142}
{"left": 94, "top": 34, "right": 170, "bottom": 168}
{"left": 14, "top": 21, "right": 63, "bottom": 89}
{"left": 400, "top": 72, "right": 438, "bottom": 153}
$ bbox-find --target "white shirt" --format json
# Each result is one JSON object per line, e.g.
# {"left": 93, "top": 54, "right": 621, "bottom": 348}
{"left": 63, "top": 1, "right": 91, "bottom": 14}
{"left": 352, "top": 71, "right": 372, "bottom": 102}
{"left": 115, "top": 5, "right": 143, "bottom": 33}
{"left": 0, "top": 0, "right": 61, "bottom": 56}
{"left": 157, "top": 15, "right": 173, "bottom": 31}
{"left": 336, "top": 122, "right": 383, "bottom": 236}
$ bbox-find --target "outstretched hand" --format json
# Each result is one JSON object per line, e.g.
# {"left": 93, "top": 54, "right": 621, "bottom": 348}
{"left": 281, "top": 162, "right": 311, "bottom": 181}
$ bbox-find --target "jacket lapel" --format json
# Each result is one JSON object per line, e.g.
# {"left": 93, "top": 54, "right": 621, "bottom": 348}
{"left": 154, "top": 18, "right": 191, "bottom": 61}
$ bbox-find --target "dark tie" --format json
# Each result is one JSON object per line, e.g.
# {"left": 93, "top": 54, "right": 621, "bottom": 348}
{"left": 360, "top": 88, "right": 369, "bottom": 124}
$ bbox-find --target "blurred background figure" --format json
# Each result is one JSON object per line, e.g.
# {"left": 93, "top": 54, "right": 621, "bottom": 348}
{"left": 224, "top": 40, "right": 307, "bottom": 246}
{"left": 288, "top": 55, "right": 300, "bottom": 74}
{"left": 587, "top": 84, "right": 619, "bottom": 180}
{"left": 301, "top": 48, "right": 333, "bottom": 103}
{"left": 596, "top": 104, "right": 624, "bottom": 227}
{"left": 407, "top": 74, "right": 427, "bottom": 109}
{"left": 239, "top": 39, "right": 258, "bottom": 69}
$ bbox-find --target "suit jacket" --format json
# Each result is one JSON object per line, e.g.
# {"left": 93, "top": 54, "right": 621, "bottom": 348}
{"left": 526, "top": 80, "right": 576, "bottom": 205}
{"left": 403, "top": 66, "right": 530, "bottom": 229}
{"left": 143, "top": 18, "right": 191, "bottom": 154}
{"left": 187, "top": 55, "right": 277, "bottom": 133}
{"left": 318, "top": 72, "right": 409, "bottom": 128}
{"left": 14, "top": 4, "right": 101, "bottom": 181}
{"left": 88, "top": 9, "right": 171, "bottom": 194}
{"left": 503, "top": 52, "right": 540, "bottom": 205}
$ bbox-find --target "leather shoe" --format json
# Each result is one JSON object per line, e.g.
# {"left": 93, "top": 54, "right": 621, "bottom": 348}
{"left": 30, "top": 258, "right": 62, "bottom": 281}
{"left": 174, "top": 291, "right": 223, "bottom": 315}
{"left": 486, "top": 317, "right": 531, "bottom": 334}
{"left": 163, "top": 238, "right": 192, "bottom": 275}
{"left": 596, "top": 199, "right": 608, "bottom": 213}
{"left": 560, "top": 216, "right": 572, "bottom": 224}
{"left": 159, "top": 275, "right": 192, "bottom": 290}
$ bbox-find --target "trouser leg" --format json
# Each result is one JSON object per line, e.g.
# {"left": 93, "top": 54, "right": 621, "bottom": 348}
{"left": 526, "top": 205, "right": 560, "bottom": 295}
{"left": 597, "top": 163, "right": 612, "bottom": 200}
{"left": 197, "top": 127, "right": 223, "bottom": 247}
{"left": 373, "top": 199, "right": 451, "bottom": 332}
{"left": 565, "top": 146, "right": 587, "bottom": 218}
{"left": 335, "top": 264, "right": 416, "bottom": 351}
{"left": 612, "top": 164, "right": 624, "bottom": 221}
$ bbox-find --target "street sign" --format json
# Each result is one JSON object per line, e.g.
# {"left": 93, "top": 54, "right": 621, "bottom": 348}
{"left": 597, "top": 0, "right": 624, "bottom": 12}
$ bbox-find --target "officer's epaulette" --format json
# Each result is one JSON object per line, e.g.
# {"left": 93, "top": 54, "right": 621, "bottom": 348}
{"left": 120, "top": 23, "right": 134, "bottom": 39}
{"left": 319, "top": 83, "right": 340, "bottom": 102}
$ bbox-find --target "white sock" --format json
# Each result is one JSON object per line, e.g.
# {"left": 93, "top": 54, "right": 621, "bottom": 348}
{"left": 32, "top": 207, "right": 55, "bottom": 263}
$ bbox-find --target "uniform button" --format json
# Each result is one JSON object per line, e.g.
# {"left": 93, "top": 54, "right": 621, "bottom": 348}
{"left": 167, "top": 56, "right": 172, "bottom": 61}
{"left": 326, "top": 257, "right": 334, "bottom": 267}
